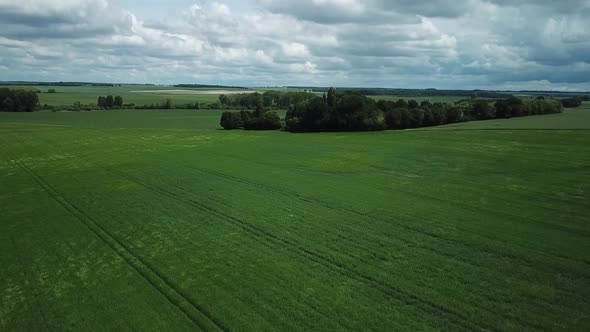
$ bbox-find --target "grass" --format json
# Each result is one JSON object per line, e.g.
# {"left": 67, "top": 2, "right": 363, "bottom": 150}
{"left": 5, "top": 85, "right": 247, "bottom": 107}
{"left": 6, "top": 85, "right": 472, "bottom": 107}
{"left": 368, "top": 95, "right": 465, "bottom": 103}
{"left": 1, "top": 104, "right": 589, "bottom": 330}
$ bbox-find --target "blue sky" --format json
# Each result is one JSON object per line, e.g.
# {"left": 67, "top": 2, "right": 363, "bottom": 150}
{"left": 0, "top": 0, "right": 589, "bottom": 90}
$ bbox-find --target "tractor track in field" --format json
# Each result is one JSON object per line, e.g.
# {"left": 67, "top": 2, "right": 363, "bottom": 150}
{"left": 91, "top": 163, "right": 492, "bottom": 332}
{"left": 42, "top": 138, "right": 549, "bottom": 330}
{"left": 192, "top": 166, "right": 590, "bottom": 272}
{"left": 0, "top": 143, "right": 226, "bottom": 332}
{"left": 33, "top": 137, "right": 562, "bottom": 330}
{"left": 201, "top": 155, "right": 590, "bottom": 266}
{"left": 178, "top": 168, "right": 569, "bottom": 328}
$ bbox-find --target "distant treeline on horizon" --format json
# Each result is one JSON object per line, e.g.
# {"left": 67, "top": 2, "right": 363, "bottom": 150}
{"left": 0, "top": 81, "right": 588, "bottom": 97}
{"left": 286, "top": 86, "right": 590, "bottom": 99}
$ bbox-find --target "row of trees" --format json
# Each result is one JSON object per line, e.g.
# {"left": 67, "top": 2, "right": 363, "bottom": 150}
{"left": 0, "top": 88, "right": 39, "bottom": 112}
{"left": 561, "top": 97, "right": 585, "bottom": 108}
{"left": 285, "top": 90, "right": 563, "bottom": 132}
{"left": 219, "top": 88, "right": 566, "bottom": 132}
{"left": 218, "top": 91, "right": 317, "bottom": 110}
{"left": 97, "top": 95, "right": 124, "bottom": 109}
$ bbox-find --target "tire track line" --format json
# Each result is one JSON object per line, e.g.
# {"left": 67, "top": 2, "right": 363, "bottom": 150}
{"left": 171, "top": 168, "right": 552, "bottom": 330}
{"left": 43, "top": 137, "right": 550, "bottom": 329}
{"left": 101, "top": 165, "right": 491, "bottom": 332}
{"left": 0, "top": 143, "right": 225, "bottom": 332}
{"left": 196, "top": 167, "right": 590, "bottom": 272}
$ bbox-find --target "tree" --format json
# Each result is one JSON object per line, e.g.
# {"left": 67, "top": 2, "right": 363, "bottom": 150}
{"left": 254, "top": 93, "right": 264, "bottom": 115}
{"left": 2, "top": 97, "right": 15, "bottom": 112}
{"left": 561, "top": 97, "right": 582, "bottom": 108}
{"left": 244, "top": 111, "right": 282, "bottom": 130}
{"left": 13, "top": 90, "right": 38, "bottom": 112}
{"left": 408, "top": 108, "right": 425, "bottom": 128}
{"left": 327, "top": 87, "right": 337, "bottom": 107}
{"left": 97, "top": 96, "right": 106, "bottom": 109}
{"left": 114, "top": 96, "right": 123, "bottom": 108}
{"left": 408, "top": 100, "right": 419, "bottom": 109}
{"left": 385, "top": 108, "right": 403, "bottom": 129}
{"left": 472, "top": 100, "right": 495, "bottom": 120}
{"left": 220, "top": 111, "right": 243, "bottom": 129}
{"left": 393, "top": 99, "right": 408, "bottom": 108}
{"left": 422, "top": 108, "right": 434, "bottom": 126}
{"left": 164, "top": 98, "right": 173, "bottom": 109}
{"left": 219, "top": 94, "right": 230, "bottom": 105}
{"left": 420, "top": 100, "right": 433, "bottom": 110}
{"left": 106, "top": 95, "right": 114, "bottom": 108}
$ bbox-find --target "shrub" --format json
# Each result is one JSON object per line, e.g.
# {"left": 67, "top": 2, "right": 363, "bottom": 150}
{"left": 244, "top": 111, "right": 283, "bottom": 130}
{"left": 220, "top": 112, "right": 243, "bottom": 130}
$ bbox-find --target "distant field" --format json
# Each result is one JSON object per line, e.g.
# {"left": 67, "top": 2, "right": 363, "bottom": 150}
{"left": 1, "top": 105, "right": 589, "bottom": 330}
{"left": 5, "top": 85, "right": 254, "bottom": 107}
{"left": 130, "top": 89, "right": 255, "bottom": 95}
{"left": 6, "top": 85, "right": 475, "bottom": 107}
{"left": 368, "top": 95, "right": 465, "bottom": 103}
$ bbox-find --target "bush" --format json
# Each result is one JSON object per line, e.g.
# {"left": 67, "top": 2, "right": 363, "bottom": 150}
{"left": 220, "top": 112, "right": 243, "bottom": 130}
{"left": 561, "top": 97, "right": 583, "bottom": 108}
{"left": 244, "top": 111, "right": 283, "bottom": 130}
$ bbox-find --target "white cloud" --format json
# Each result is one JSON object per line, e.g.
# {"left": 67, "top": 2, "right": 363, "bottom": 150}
{"left": 0, "top": 0, "right": 587, "bottom": 89}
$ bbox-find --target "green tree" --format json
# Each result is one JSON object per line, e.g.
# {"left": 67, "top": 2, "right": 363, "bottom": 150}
{"left": 254, "top": 93, "right": 264, "bottom": 116}
{"left": 245, "top": 111, "right": 282, "bottom": 130}
{"left": 106, "top": 95, "right": 114, "bottom": 108}
{"left": 219, "top": 94, "right": 230, "bottom": 105}
{"left": 327, "top": 87, "right": 337, "bottom": 107}
{"left": 220, "top": 111, "right": 243, "bottom": 129}
{"left": 114, "top": 96, "right": 123, "bottom": 108}
{"left": 97, "top": 96, "right": 106, "bottom": 108}
{"left": 164, "top": 98, "right": 173, "bottom": 109}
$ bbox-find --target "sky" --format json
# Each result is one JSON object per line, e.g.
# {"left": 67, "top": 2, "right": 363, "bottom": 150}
{"left": 0, "top": 0, "right": 589, "bottom": 90}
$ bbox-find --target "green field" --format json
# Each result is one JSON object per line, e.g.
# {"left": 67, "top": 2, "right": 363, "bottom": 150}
{"left": 5, "top": 85, "right": 252, "bottom": 107}
{"left": 368, "top": 95, "right": 465, "bottom": 103}
{"left": 1, "top": 105, "right": 589, "bottom": 330}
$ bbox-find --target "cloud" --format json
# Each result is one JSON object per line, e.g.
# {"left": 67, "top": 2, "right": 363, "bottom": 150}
{"left": 0, "top": 0, "right": 588, "bottom": 90}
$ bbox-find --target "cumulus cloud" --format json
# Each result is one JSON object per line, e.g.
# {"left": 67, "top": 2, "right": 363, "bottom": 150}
{"left": 0, "top": 0, "right": 588, "bottom": 90}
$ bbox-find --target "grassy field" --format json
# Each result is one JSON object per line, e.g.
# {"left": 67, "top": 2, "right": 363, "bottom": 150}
{"left": 368, "top": 95, "right": 465, "bottom": 103}
{"left": 1, "top": 105, "right": 589, "bottom": 330}
{"left": 5, "top": 85, "right": 250, "bottom": 107}
{"left": 5, "top": 85, "right": 474, "bottom": 107}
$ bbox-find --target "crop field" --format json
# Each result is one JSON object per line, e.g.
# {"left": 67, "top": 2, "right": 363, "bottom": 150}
{"left": 1, "top": 105, "right": 589, "bottom": 330}
{"left": 368, "top": 95, "right": 465, "bottom": 103}
{"left": 4, "top": 85, "right": 254, "bottom": 107}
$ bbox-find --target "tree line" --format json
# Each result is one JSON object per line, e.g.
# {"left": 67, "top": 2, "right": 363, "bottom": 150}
{"left": 97, "top": 95, "right": 124, "bottom": 109}
{"left": 286, "top": 90, "right": 563, "bottom": 132}
{"left": 218, "top": 91, "right": 317, "bottom": 110}
{"left": 0, "top": 88, "right": 39, "bottom": 112}
{"left": 286, "top": 87, "right": 512, "bottom": 99}
{"left": 220, "top": 88, "right": 567, "bottom": 132}
{"left": 561, "top": 96, "right": 586, "bottom": 108}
